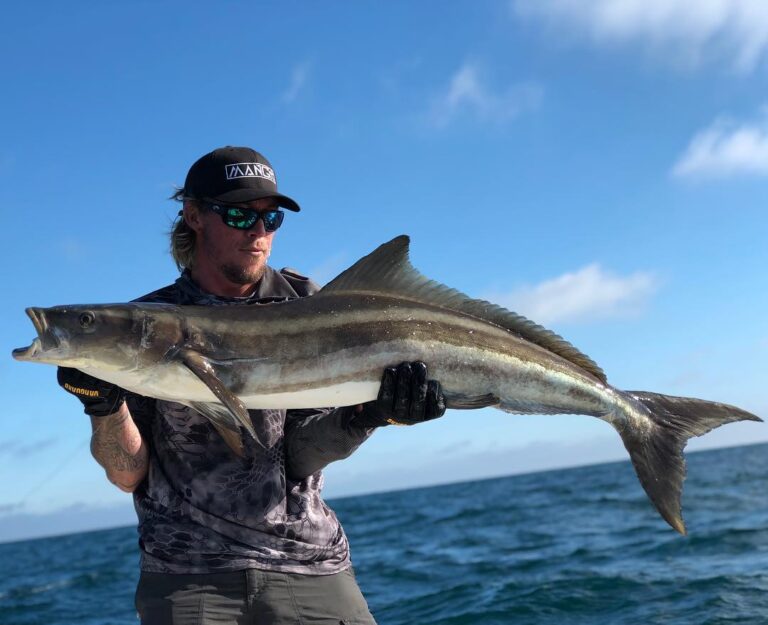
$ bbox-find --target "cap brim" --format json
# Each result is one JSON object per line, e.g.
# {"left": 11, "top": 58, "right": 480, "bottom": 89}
{"left": 207, "top": 189, "right": 301, "bottom": 212}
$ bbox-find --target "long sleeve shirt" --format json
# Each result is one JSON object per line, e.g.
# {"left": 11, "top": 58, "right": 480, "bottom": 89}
{"left": 128, "top": 267, "right": 372, "bottom": 574}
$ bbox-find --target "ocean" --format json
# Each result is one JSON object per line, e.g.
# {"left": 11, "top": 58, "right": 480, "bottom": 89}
{"left": 1, "top": 443, "right": 766, "bottom": 625}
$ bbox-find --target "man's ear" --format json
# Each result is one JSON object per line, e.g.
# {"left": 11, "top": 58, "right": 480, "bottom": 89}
{"left": 183, "top": 201, "right": 204, "bottom": 234}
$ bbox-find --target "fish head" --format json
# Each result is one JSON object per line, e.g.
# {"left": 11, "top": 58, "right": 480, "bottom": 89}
{"left": 11, "top": 303, "right": 178, "bottom": 372}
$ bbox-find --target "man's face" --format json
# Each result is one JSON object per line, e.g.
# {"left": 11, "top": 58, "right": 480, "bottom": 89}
{"left": 188, "top": 198, "right": 279, "bottom": 286}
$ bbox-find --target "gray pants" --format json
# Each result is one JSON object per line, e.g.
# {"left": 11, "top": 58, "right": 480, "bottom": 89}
{"left": 135, "top": 568, "right": 377, "bottom": 625}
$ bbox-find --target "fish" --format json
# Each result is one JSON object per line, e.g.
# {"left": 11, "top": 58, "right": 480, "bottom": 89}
{"left": 12, "top": 235, "right": 762, "bottom": 533}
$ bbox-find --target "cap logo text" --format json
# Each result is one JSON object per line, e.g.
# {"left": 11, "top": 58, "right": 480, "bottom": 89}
{"left": 225, "top": 163, "right": 276, "bottom": 183}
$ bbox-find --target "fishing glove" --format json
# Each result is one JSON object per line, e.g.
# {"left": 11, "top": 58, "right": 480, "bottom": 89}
{"left": 352, "top": 361, "right": 446, "bottom": 427}
{"left": 57, "top": 367, "right": 126, "bottom": 418}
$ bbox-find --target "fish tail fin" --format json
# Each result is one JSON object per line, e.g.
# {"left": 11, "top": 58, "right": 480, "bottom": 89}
{"left": 618, "top": 391, "right": 761, "bottom": 535}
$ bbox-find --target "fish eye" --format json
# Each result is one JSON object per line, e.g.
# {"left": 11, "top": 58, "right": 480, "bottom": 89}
{"left": 79, "top": 311, "right": 95, "bottom": 328}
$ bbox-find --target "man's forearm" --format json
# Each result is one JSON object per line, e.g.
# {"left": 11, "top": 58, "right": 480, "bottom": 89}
{"left": 284, "top": 407, "right": 373, "bottom": 481}
{"left": 90, "top": 403, "right": 148, "bottom": 492}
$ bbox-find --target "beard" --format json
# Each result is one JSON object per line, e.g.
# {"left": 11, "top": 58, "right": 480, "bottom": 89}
{"left": 195, "top": 226, "right": 270, "bottom": 287}
{"left": 220, "top": 261, "right": 267, "bottom": 286}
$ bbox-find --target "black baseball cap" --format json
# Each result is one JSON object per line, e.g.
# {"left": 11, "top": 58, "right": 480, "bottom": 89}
{"left": 182, "top": 146, "right": 300, "bottom": 212}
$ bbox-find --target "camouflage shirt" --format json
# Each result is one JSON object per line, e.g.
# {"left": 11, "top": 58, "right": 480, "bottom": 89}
{"left": 127, "top": 267, "right": 372, "bottom": 574}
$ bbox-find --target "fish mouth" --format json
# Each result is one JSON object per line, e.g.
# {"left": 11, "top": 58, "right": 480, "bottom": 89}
{"left": 12, "top": 308, "right": 60, "bottom": 361}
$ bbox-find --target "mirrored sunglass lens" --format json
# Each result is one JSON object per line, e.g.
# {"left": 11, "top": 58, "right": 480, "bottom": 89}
{"left": 261, "top": 211, "right": 284, "bottom": 231}
{"left": 225, "top": 208, "right": 258, "bottom": 229}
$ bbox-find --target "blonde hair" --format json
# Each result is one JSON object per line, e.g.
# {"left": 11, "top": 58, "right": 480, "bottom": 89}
{"left": 169, "top": 189, "right": 202, "bottom": 271}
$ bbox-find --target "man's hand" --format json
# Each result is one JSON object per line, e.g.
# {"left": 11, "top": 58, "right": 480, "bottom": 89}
{"left": 352, "top": 361, "right": 446, "bottom": 428}
{"left": 57, "top": 367, "right": 126, "bottom": 418}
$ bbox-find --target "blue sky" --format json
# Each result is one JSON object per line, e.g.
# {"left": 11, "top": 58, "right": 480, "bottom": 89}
{"left": 1, "top": 1, "right": 766, "bottom": 541}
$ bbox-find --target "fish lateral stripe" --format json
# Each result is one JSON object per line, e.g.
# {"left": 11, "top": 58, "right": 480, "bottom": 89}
{"left": 315, "top": 234, "right": 607, "bottom": 383}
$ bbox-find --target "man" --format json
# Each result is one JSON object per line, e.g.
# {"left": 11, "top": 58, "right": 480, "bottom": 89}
{"left": 56, "top": 146, "right": 446, "bottom": 625}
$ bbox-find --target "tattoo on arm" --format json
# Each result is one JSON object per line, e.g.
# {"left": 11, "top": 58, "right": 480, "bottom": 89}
{"left": 90, "top": 406, "right": 148, "bottom": 489}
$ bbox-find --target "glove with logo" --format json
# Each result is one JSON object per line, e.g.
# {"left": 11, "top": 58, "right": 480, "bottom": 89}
{"left": 351, "top": 361, "right": 447, "bottom": 428}
{"left": 57, "top": 367, "right": 126, "bottom": 418}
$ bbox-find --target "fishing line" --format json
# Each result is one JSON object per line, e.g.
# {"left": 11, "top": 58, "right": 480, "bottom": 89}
{"left": 16, "top": 436, "right": 91, "bottom": 508}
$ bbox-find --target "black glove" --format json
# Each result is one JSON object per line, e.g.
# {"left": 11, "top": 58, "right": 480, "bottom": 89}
{"left": 57, "top": 367, "right": 126, "bottom": 418}
{"left": 352, "top": 361, "right": 446, "bottom": 428}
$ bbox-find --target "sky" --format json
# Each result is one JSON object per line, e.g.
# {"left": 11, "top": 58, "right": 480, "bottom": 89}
{"left": 0, "top": 1, "right": 766, "bottom": 542}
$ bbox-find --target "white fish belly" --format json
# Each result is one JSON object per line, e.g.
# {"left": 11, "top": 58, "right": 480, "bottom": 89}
{"left": 80, "top": 364, "right": 381, "bottom": 410}
{"left": 242, "top": 381, "right": 380, "bottom": 409}
{"left": 79, "top": 364, "right": 217, "bottom": 404}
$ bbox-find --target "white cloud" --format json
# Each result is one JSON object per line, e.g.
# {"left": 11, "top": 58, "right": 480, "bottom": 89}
{"left": 486, "top": 263, "right": 658, "bottom": 325}
{"left": 514, "top": 0, "right": 768, "bottom": 72}
{"left": 430, "top": 61, "right": 543, "bottom": 127}
{"left": 281, "top": 61, "right": 311, "bottom": 103}
{"left": 672, "top": 109, "right": 768, "bottom": 177}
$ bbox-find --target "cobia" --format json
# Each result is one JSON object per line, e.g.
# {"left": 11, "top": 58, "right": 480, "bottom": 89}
{"left": 12, "top": 235, "right": 762, "bottom": 534}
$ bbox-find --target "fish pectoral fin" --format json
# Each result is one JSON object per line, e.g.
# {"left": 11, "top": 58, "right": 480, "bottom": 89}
{"left": 178, "top": 349, "right": 257, "bottom": 442}
{"left": 188, "top": 401, "right": 245, "bottom": 457}
{"left": 444, "top": 393, "right": 500, "bottom": 410}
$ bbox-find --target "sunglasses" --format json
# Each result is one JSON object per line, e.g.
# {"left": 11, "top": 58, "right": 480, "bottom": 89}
{"left": 205, "top": 203, "right": 285, "bottom": 232}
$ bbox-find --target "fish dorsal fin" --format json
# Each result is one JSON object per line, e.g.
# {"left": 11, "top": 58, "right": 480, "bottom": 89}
{"left": 320, "top": 235, "right": 607, "bottom": 383}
